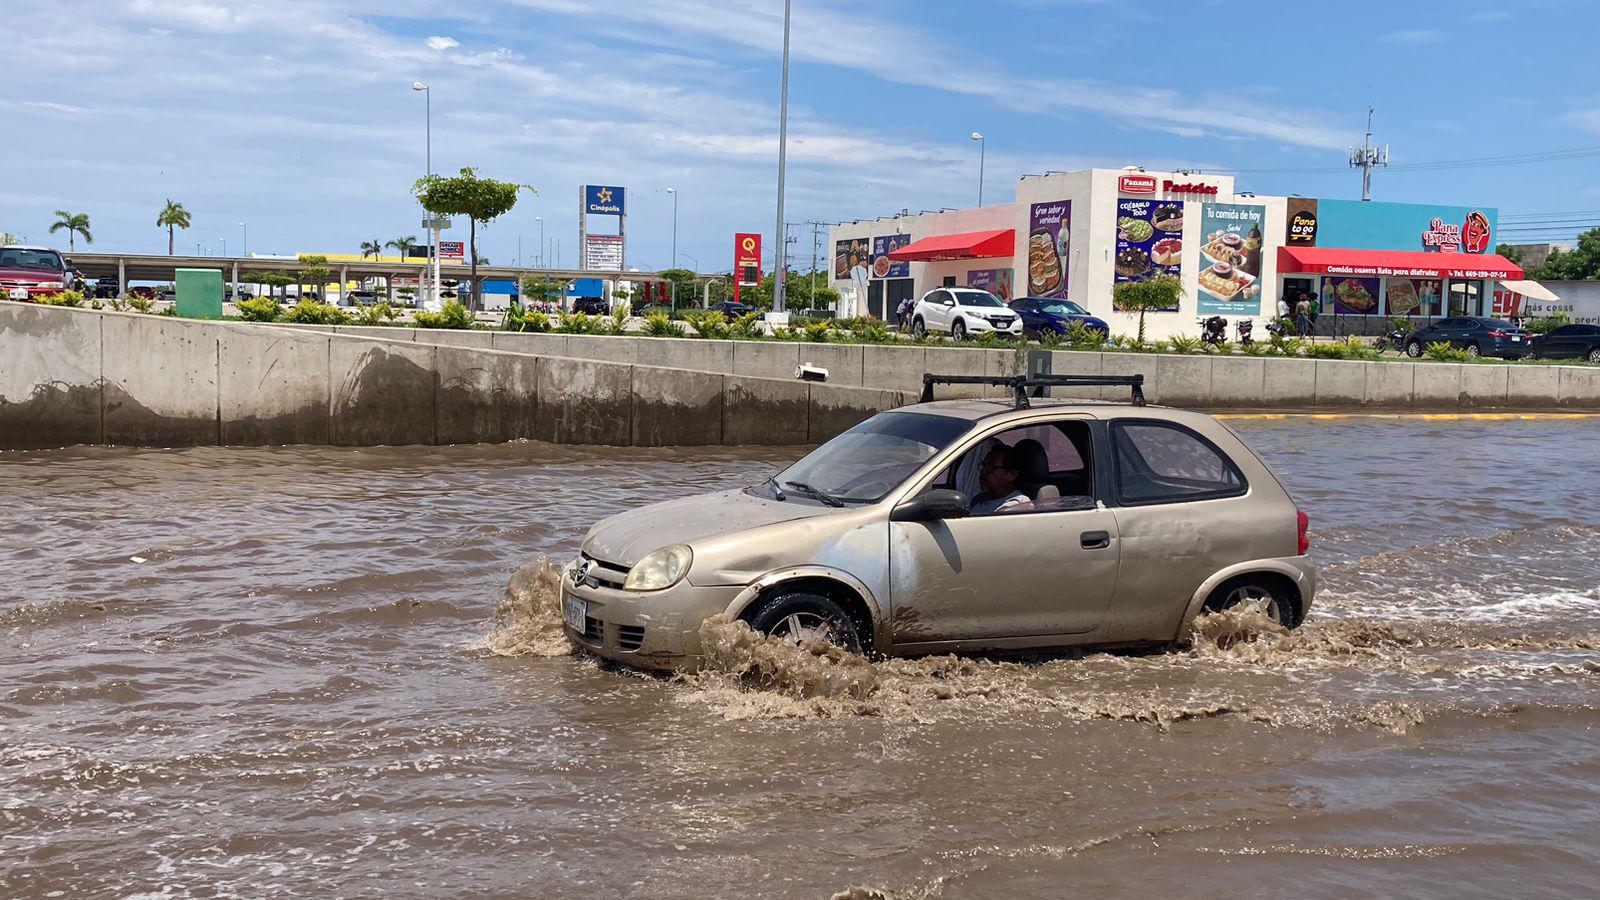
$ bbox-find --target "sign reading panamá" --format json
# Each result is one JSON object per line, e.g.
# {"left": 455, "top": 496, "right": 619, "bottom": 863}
{"left": 1281, "top": 199, "right": 1496, "bottom": 254}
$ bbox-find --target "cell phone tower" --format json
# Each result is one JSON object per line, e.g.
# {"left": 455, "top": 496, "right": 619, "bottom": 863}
{"left": 1349, "top": 107, "right": 1389, "bottom": 202}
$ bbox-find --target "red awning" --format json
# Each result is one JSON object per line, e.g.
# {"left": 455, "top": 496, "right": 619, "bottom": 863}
{"left": 1277, "top": 246, "right": 1523, "bottom": 280}
{"left": 887, "top": 229, "right": 1015, "bottom": 262}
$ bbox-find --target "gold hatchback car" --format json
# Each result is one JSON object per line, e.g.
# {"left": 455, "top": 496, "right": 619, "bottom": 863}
{"left": 563, "top": 374, "right": 1315, "bottom": 670}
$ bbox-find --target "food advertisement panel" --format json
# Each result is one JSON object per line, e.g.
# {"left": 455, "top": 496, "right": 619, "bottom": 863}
{"left": 869, "top": 234, "right": 910, "bottom": 279}
{"left": 1197, "top": 203, "right": 1265, "bottom": 315}
{"left": 833, "top": 238, "right": 868, "bottom": 282}
{"left": 965, "top": 268, "right": 1015, "bottom": 302}
{"left": 1026, "top": 201, "right": 1070, "bottom": 298}
{"left": 1382, "top": 278, "right": 1442, "bottom": 317}
{"left": 1324, "top": 275, "right": 1381, "bottom": 315}
{"left": 1311, "top": 199, "right": 1497, "bottom": 253}
{"left": 1114, "top": 198, "right": 1183, "bottom": 289}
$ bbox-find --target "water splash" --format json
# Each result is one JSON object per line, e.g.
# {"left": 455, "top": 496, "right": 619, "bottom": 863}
{"left": 473, "top": 558, "right": 572, "bottom": 658}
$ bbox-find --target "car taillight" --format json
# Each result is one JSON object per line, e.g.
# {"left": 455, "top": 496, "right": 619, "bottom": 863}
{"left": 1487, "top": 330, "right": 1507, "bottom": 338}
{"left": 1296, "top": 509, "right": 1310, "bottom": 555}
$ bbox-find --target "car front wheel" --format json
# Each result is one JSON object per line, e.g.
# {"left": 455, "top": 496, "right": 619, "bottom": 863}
{"left": 1405, "top": 340, "right": 1423, "bottom": 358}
{"left": 746, "top": 590, "right": 863, "bottom": 653}
{"left": 952, "top": 319, "right": 968, "bottom": 341}
{"left": 1589, "top": 348, "right": 1600, "bottom": 365}
{"left": 1466, "top": 342, "right": 1482, "bottom": 358}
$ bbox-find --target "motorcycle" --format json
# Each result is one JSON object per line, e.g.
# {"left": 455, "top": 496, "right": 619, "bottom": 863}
{"left": 1236, "top": 319, "right": 1255, "bottom": 346}
{"left": 1265, "top": 318, "right": 1290, "bottom": 339}
{"left": 1200, "top": 316, "right": 1228, "bottom": 348}
{"left": 1373, "top": 327, "right": 1410, "bottom": 353}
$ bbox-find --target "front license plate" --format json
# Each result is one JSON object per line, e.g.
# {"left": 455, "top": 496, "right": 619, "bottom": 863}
{"left": 8, "top": 288, "right": 28, "bottom": 301}
{"left": 562, "top": 593, "right": 586, "bottom": 632}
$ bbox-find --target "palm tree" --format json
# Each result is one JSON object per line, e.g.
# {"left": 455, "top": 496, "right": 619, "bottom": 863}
{"left": 386, "top": 235, "right": 420, "bottom": 260}
{"left": 360, "top": 239, "right": 383, "bottom": 261}
{"left": 156, "top": 200, "right": 191, "bottom": 256}
{"left": 49, "top": 211, "right": 93, "bottom": 251}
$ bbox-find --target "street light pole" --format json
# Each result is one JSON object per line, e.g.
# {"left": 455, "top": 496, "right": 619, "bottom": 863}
{"left": 238, "top": 222, "right": 247, "bottom": 258}
{"left": 536, "top": 217, "right": 544, "bottom": 267}
{"left": 772, "top": 0, "right": 793, "bottom": 313}
{"left": 666, "top": 187, "right": 678, "bottom": 307}
{"left": 971, "top": 131, "right": 985, "bottom": 206}
{"left": 412, "top": 81, "right": 435, "bottom": 304}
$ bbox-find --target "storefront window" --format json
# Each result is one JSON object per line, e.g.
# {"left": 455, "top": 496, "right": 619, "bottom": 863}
{"left": 1382, "top": 278, "right": 1439, "bottom": 319}
{"left": 1449, "top": 280, "right": 1484, "bottom": 317}
{"left": 1324, "top": 276, "right": 1380, "bottom": 315}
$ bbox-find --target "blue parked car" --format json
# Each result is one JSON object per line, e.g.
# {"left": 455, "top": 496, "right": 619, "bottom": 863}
{"left": 1009, "top": 296, "right": 1109, "bottom": 338}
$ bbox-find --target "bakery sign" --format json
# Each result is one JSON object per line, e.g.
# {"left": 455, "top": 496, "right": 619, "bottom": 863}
{"left": 1162, "top": 179, "right": 1219, "bottom": 196}
{"left": 1118, "top": 174, "right": 1158, "bottom": 194}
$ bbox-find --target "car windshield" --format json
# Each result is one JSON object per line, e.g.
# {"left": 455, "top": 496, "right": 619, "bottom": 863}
{"left": 0, "top": 249, "right": 64, "bottom": 271}
{"left": 950, "top": 290, "right": 1004, "bottom": 308}
{"left": 764, "top": 411, "right": 971, "bottom": 503}
{"left": 1038, "top": 300, "right": 1089, "bottom": 316}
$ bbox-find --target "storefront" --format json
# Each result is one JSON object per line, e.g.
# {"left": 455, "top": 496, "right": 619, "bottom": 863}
{"left": 828, "top": 168, "right": 1527, "bottom": 340}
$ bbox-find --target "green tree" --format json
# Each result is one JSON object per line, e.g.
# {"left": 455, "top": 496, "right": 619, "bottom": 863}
{"left": 360, "top": 239, "right": 383, "bottom": 260}
{"left": 740, "top": 269, "right": 840, "bottom": 311}
{"left": 413, "top": 167, "right": 534, "bottom": 310}
{"left": 0, "top": 233, "right": 20, "bottom": 247}
{"left": 156, "top": 199, "right": 191, "bottom": 256}
{"left": 1495, "top": 243, "right": 1525, "bottom": 266}
{"left": 244, "top": 271, "right": 294, "bottom": 299}
{"left": 297, "top": 254, "right": 332, "bottom": 301}
{"left": 520, "top": 274, "right": 562, "bottom": 307}
{"left": 49, "top": 211, "right": 93, "bottom": 251}
{"left": 1112, "top": 274, "right": 1183, "bottom": 347}
{"left": 1530, "top": 228, "right": 1600, "bottom": 281}
{"left": 656, "top": 267, "right": 698, "bottom": 308}
{"left": 386, "top": 235, "right": 420, "bottom": 259}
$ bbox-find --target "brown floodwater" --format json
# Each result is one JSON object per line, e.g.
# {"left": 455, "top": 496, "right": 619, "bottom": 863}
{"left": 3, "top": 417, "right": 1600, "bottom": 898}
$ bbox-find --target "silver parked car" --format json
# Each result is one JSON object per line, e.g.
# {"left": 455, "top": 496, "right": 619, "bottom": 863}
{"left": 563, "top": 374, "right": 1315, "bottom": 670}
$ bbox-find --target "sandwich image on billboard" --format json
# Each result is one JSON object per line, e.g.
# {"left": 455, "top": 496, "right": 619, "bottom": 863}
{"left": 1197, "top": 202, "right": 1266, "bottom": 315}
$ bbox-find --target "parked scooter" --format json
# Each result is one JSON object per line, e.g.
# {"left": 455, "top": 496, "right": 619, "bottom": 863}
{"left": 1265, "top": 318, "right": 1290, "bottom": 339}
{"left": 1201, "top": 316, "right": 1228, "bottom": 348}
{"left": 1236, "top": 319, "right": 1255, "bottom": 346}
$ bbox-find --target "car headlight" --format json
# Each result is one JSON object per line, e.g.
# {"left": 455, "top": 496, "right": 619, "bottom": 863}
{"left": 623, "top": 544, "right": 693, "bottom": 592}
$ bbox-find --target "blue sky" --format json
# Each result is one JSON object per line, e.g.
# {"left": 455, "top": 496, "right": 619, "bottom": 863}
{"left": 8, "top": 0, "right": 1600, "bottom": 271}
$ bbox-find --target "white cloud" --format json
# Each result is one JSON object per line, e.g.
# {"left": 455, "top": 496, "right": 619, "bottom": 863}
{"left": 1566, "top": 109, "right": 1600, "bottom": 136}
{"left": 425, "top": 35, "right": 459, "bottom": 50}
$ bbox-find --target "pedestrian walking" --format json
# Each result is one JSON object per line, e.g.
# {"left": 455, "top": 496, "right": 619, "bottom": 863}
{"left": 1294, "top": 292, "right": 1313, "bottom": 338}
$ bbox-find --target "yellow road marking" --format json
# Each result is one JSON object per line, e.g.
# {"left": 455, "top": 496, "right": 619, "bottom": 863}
{"left": 1217, "top": 412, "right": 1600, "bottom": 422}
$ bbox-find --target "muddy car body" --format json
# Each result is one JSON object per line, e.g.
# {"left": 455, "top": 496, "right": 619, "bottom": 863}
{"left": 564, "top": 375, "right": 1316, "bottom": 670}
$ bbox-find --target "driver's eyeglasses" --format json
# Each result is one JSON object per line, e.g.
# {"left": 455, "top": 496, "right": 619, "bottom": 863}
{"left": 979, "top": 462, "right": 1006, "bottom": 474}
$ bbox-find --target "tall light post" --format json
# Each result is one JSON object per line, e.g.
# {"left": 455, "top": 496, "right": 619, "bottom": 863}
{"left": 220, "top": 237, "right": 227, "bottom": 258}
{"left": 535, "top": 217, "right": 544, "bottom": 267}
{"left": 238, "top": 222, "right": 247, "bottom": 257}
{"left": 771, "top": 0, "right": 793, "bottom": 313}
{"left": 412, "top": 81, "right": 437, "bottom": 305}
{"left": 971, "top": 131, "right": 986, "bottom": 206}
{"left": 666, "top": 187, "right": 679, "bottom": 306}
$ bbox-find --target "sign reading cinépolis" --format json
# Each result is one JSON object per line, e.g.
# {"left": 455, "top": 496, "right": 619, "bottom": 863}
{"left": 584, "top": 185, "right": 626, "bottom": 216}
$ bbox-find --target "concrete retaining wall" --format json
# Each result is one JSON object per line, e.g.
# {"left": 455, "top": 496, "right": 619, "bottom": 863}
{"left": 371, "top": 328, "right": 1595, "bottom": 410}
{"left": 0, "top": 301, "right": 906, "bottom": 451}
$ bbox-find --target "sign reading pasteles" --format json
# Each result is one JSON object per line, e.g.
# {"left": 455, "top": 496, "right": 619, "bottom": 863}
{"left": 1161, "top": 180, "right": 1219, "bottom": 196}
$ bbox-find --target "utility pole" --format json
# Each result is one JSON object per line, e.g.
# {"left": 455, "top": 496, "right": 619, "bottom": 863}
{"left": 1348, "top": 107, "right": 1388, "bottom": 202}
{"left": 805, "top": 220, "right": 826, "bottom": 304}
{"left": 772, "top": 0, "right": 793, "bottom": 312}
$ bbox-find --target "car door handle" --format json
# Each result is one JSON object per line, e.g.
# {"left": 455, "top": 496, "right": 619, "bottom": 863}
{"left": 1080, "top": 530, "right": 1111, "bottom": 550}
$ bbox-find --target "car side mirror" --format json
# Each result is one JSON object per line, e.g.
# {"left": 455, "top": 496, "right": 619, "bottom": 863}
{"left": 891, "top": 489, "right": 970, "bottom": 522}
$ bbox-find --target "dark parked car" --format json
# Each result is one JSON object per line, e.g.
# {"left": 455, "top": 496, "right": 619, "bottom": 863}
{"left": 708, "top": 300, "right": 755, "bottom": 319}
{"left": 1403, "top": 317, "right": 1532, "bottom": 359}
{"left": 1009, "top": 296, "right": 1110, "bottom": 339}
{"left": 95, "top": 278, "right": 120, "bottom": 299}
{"left": 572, "top": 296, "right": 608, "bottom": 315}
{"left": 1531, "top": 324, "right": 1600, "bottom": 364}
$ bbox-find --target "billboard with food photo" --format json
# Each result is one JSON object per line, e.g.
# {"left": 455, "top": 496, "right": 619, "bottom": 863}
{"left": 1382, "top": 278, "right": 1443, "bottom": 317}
{"left": 1325, "top": 276, "right": 1381, "bottom": 315}
{"left": 1114, "top": 198, "right": 1182, "bottom": 288}
{"left": 1026, "top": 200, "right": 1070, "bottom": 299}
{"left": 869, "top": 234, "right": 910, "bottom": 279}
{"left": 833, "top": 238, "right": 869, "bottom": 283}
{"left": 966, "top": 268, "right": 1015, "bottom": 302}
{"left": 1197, "top": 203, "right": 1266, "bottom": 315}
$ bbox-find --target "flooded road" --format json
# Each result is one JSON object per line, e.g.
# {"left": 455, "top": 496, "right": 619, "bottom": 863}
{"left": 4, "top": 416, "right": 1599, "bottom": 898}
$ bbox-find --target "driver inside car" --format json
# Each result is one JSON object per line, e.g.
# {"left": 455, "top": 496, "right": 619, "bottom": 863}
{"left": 970, "top": 445, "right": 1029, "bottom": 515}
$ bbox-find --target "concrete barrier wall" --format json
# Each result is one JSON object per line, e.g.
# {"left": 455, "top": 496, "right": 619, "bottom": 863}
{"left": 0, "top": 301, "right": 909, "bottom": 451}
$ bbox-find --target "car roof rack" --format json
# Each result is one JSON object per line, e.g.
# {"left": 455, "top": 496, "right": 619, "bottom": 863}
{"left": 920, "top": 373, "right": 1145, "bottom": 409}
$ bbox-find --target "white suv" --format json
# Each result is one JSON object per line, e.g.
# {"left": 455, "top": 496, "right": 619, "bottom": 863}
{"left": 910, "top": 288, "right": 1023, "bottom": 340}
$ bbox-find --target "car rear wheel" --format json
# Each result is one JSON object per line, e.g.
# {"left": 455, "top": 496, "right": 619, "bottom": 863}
{"left": 1466, "top": 342, "right": 1482, "bottom": 358}
{"left": 1588, "top": 348, "right": 1600, "bottom": 365}
{"left": 952, "top": 319, "right": 968, "bottom": 341}
{"left": 1203, "top": 577, "right": 1300, "bottom": 628}
{"left": 912, "top": 317, "right": 926, "bottom": 338}
{"left": 746, "top": 591, "right": 862, "bottom": 653}
{"left": 1405, "top": 340, "right": 1423, "bottom": 358}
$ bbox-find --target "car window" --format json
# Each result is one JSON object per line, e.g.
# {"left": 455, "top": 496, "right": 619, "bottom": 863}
{"left": 1482, "top": 318, "right": 1516, "bottom": 330}
{"left": 924, "top": 290, "right": 948, "bottom": 306}
{"left": 933, "top": 420, "right": 1095, "bottom": 516}
{"left": 948, "top": 290, "right": 1004, "bottom": 308}
{"left": 1550, "top": 325, "right": 1581, "bottom": 336}
{"left": 1111, "top": 421, "right": 1245, "bottom": 505}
